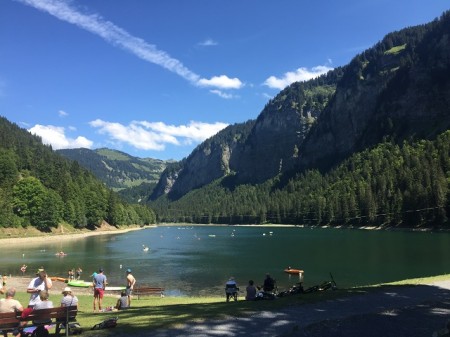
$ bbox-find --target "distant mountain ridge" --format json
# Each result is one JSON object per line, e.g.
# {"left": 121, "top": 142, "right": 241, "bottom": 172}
{"left": 57, "top": 148, "right": 173, "bottom": 190}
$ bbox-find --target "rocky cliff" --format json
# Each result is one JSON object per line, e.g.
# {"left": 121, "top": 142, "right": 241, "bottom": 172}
{"left": 151, "top": 12, "right": 450, "bottom": 201}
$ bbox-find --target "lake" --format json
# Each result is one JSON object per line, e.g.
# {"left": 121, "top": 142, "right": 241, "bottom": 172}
{"left": 1, "top": 226, "right": 449, "bottom": 296}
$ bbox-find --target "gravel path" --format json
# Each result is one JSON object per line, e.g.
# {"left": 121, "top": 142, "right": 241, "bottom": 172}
{"left": 148, "top": 282, "right": 450, "bottom": 337}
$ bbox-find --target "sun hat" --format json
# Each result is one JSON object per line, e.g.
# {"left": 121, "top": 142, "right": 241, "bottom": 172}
{"left": 62, "top": 287, "right": 72, "bottom": 293}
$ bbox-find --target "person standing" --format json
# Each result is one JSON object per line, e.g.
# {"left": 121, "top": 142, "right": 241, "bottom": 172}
{"left": 125, "top": 269, "right": 136, "bottom": 307}
{"left": 20, "top": 264, "right": 27, "bottom": 276}
{"left": 75, "top": 267, "right": 82, "bottom": 280}
{"left": 93, "top": 268, "right": 106, "bottom": 312}
{"left": 27, "top": 270, "right": 52, "bottom": 308}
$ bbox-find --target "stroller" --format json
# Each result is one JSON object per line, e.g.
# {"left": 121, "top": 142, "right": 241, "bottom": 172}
{"left": 225, "top": 284, "right": 239, "bottom": 302}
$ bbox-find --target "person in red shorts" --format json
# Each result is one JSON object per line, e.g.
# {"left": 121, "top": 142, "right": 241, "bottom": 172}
{"left": 92, "top": 268, "right": 107, "bottom": 312}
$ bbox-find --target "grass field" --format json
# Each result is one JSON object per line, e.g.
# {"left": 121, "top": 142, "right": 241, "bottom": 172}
{"left": 9, "top": 273, "right": 450, "bottom": 336}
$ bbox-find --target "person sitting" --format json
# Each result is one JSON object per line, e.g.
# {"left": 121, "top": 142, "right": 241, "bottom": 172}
{"left": 225, "top": 277, "right": 239, "bottom": 302}
{"left": 0, "top": 287, "right": 24, "bottom": 337}
{"left": 60, "top": 287, "right": 78, "bottom": 307}
{"left": 263, "top": 273, "right": 275, "bottom": 292}
{"left": 32, "top": 290, "right": 54, "bottom": 325}
{"left": 115, "top": 291, "right": 129, "bottom": 310}
{"left": 245, "top": 280, "right": 257, "bottom": 301}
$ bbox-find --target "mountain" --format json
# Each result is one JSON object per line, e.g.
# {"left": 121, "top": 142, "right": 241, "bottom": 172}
{"left": 151, "top": 11, "right": 450, "bottom": 202}
{"left": 57, "top": 148, "right": 173, "bottom": 191}
{"left": 0, "top": 117, "right": 156, "bottom": 231}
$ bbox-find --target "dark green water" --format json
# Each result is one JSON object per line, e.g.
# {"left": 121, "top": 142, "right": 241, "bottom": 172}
{"left": 1, "top": 226, "right": 449, "bottom": 296}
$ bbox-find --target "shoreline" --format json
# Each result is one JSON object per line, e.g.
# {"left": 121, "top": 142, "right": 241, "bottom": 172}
{"left": 0, "top": 225, "right": 153, "bottom": 246}
{"left": 1, "top": 223, "right": 447, "bottom": 246}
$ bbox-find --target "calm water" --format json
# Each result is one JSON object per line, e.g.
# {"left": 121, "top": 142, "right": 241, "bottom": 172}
{"left": 1, "top": 226, "right": 449, "bottom": 296}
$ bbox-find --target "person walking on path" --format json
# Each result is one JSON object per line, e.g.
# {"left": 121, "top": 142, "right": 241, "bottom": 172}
{"left": 93, "top": 268, "right": 106, "bottom": 312}
{"left": 27, "top": 270, "right": 52, "bottom": 308}
{"left": 125, "top": 269, "right": 136, "bottom": 307}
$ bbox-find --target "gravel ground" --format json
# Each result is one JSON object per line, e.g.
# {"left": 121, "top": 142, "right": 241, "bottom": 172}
{"left": 6, "top": 277, "right": 450, "bottom": 337}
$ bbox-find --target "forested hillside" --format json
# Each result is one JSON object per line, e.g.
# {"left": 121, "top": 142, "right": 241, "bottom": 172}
{"left": 149, "top": 11, "right": 450, "bottom": 228}
{"left": 57, "top": 148, "right": 170, "bottom": 191}
{"left": 150, "top": 131, "right": 450, "bottom": 228}
{"left": 0, "top": 117, "right": 155, "bottom": 231}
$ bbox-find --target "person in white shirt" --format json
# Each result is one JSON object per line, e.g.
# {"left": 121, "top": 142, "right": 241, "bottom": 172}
{"left": 27, "top": 270, "right": 52, "bottom": 308}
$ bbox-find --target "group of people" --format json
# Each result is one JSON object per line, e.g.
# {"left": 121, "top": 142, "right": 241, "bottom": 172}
{"left": 92, "top": 267, "right": 136, "bottom": 312}
{"left": 225, "top": 273, "right": 276, "bottom": 301}
{"left": 67, "top": 267, "right": 83, "bottom": 280}
{"left": 0, "top": 267, "right": 137, "bottom": 335}
{"left": 0, "top": 269, "right": 78, "bottom": 337}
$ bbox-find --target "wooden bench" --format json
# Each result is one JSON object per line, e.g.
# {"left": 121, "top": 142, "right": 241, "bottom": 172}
{"left": 0, "top": 306, "right": 77, "bottom": 337}
{"left": 133, "top": 286, "right": 165, "bottom": 299}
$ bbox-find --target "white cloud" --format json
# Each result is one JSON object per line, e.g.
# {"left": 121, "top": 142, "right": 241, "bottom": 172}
{"left": 198, "top": 38, "right": 218, "bottom": 46}
{"left": 28, "top": 124, "right": 93, "bottom": 149}
{"left": 58, "top": 110, "right": 68, "bottom": 117}
{"left": 18, "top": 0, "right": 200, "bottom": 84}
{"left": 263, "top": 65, "right": 334, "bottom": 90}
{"left": 197, "top": 75, "right": 243, "bottom": 89}
{"left": 18, "top": 1, "right": 244, "bottom": 93}
{"left": 89, "top": 119, "right": 228, "bottom": 151}
{"left": 210, "top": 90, "right": 234, "bottom": 99}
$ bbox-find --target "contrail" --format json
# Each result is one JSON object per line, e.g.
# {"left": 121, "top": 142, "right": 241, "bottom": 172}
{"left": 16, "top": 0, "right": 201, "bottom": 84}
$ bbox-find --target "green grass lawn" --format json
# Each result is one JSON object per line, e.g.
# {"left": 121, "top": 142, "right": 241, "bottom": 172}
{"left": 11, "top": 273, "right": 450, "bottom": 336}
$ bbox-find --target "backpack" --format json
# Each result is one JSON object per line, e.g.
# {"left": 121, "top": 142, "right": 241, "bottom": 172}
{"left": 91, "top": 317, "right": 118, "bottom": 330}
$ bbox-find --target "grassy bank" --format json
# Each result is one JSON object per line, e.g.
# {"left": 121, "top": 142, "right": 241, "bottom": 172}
{"left": 10, "top": 273, "right": 450, "bottom": 336}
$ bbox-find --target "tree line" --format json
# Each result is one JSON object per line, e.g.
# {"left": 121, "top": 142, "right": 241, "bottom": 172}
{"left": 0, "top": 117, "right": 155, "bottom": 231}
{"left": 150, "top": 131, "right": 450, "bottom": 229}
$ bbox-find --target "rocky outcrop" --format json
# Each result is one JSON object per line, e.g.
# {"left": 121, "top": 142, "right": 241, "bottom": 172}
{"left": 150, "top": 12, "right": 450, "bottom": 200}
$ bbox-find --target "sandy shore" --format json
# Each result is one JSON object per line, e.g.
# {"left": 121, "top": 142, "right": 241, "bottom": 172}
{"left": 0, "top": 225, "right": 152, "bottom": 246}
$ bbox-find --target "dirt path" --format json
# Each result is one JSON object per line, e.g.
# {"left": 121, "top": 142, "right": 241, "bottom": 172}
{"left": 146, "top": 282, "right": 450, "bottom": 337}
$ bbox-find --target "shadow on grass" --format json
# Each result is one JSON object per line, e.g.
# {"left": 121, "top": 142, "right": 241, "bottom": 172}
{"left": 77, "top": 284, "right": 450, "bottom": 337}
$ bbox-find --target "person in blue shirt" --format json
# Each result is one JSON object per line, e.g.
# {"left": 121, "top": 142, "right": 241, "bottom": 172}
{"left": 92, "top": 268, "right": 107, "bottom": 312}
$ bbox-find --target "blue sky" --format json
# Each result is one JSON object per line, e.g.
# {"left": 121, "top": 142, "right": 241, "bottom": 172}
{"left": 1, "top": 0, "right": 448, "bottom": 160}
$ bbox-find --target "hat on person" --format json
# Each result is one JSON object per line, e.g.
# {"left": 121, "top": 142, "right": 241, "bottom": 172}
{"left": 62, "top": 287, "right": 72, "bottom": 294}
{"left": 35, "top": 268, "right": 45, "bottom": 275}
{"left": 126, "top": 269, "right": 131, "bottom": 273}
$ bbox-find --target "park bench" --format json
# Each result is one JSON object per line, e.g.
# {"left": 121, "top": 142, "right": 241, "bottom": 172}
{"left": 0, "top": 305, "right": 78, "bottom": 337}
{"left": 133, "top": 286, "right": 165, "bottom": 299}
